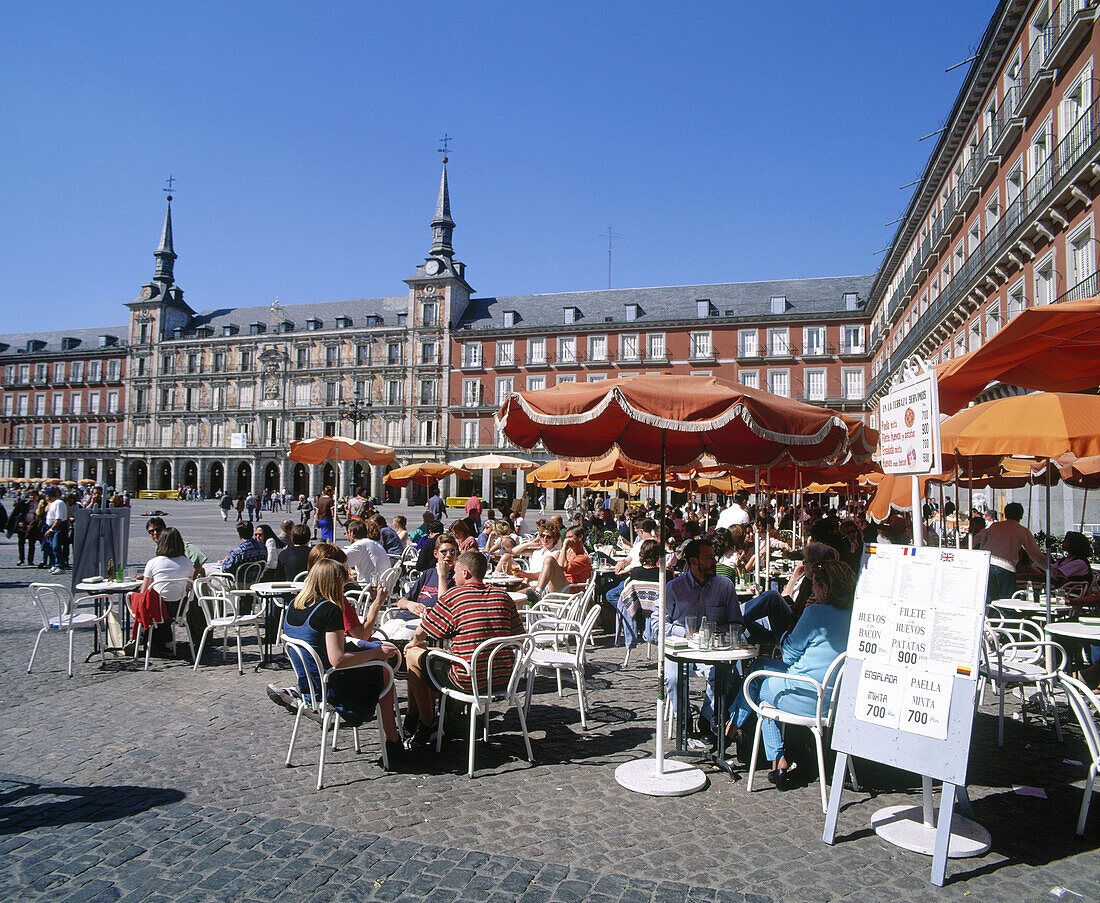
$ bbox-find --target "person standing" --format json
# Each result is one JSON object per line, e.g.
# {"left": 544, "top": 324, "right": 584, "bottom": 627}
{"left": 235, "top": 494, "right": 245, "bottom": 523}
{"left": 245, "top": 491, "right": 258, "bottom": 523}
{"left": 297, "top": 493, "right": 313, "bottom": 525}
{"left": 315, "top": 486, "right": 336, "bottom": 542}
{"left": 43, "top": 487, "right": 69, "bottom": 575}
{"left": 464, "top": 493, "right": 483, "bottom": 533}
{"left": 426, "top": 489, "right": 446, "bottom": 523}
{"left": 219, "top": 492, "right": 233, "bottom": 522}
{"left": 973, "top": 502, "right": 1047, "bottom": 601}
{"left": 716, "top": 490, "right": 751, "bottom": 530}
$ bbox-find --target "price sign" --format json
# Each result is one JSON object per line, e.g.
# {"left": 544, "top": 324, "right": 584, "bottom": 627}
{"left": 878, "top": 370, "right": 942, "bottom": 476}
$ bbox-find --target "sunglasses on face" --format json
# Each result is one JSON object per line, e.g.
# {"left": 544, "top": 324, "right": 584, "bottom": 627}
{"left": 438, "top": 548, "right": 457, "bottom": 556}
{"left": 147, "top": 529, "right": 161, "bottom": 536}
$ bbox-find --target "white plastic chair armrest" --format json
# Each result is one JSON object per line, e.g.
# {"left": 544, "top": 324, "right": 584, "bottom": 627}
{"left": 743, "top": 668, "right": 827, "bottom": 726}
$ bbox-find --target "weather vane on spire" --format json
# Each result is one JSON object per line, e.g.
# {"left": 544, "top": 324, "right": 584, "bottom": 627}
{"left": 163, "top": 174, "right": 176, "bottom": 201}
{"left": 437, "top": 134, "right": 452, "bottom": 162}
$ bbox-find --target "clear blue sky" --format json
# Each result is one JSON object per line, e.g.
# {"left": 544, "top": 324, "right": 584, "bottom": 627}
{"left": 1, "top": 1, "right": 996, "bottom": 332}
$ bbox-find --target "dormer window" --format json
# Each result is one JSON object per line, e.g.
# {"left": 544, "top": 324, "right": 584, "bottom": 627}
{"left": 26, "top": 340, "right": 46, "bottom": 352}
{"left": 278, "top": 320, "right": 295, "bottom": 334}
{"left": 770, "top": 296, "right": 787, "bottom": 314}
{"left": 98, "top": 334, "right": 118, "bottom": 347}
{"left": 306, "top": 317, "right": 322, "bottom": 331}
{"left": 563, "top": 306, "right": 579, "bottom": 324}
{"left": 696, "top": 299, "right": 714, "bottom": 318}
{"left": 366, "top": 314, "right": 383, "bottom": 327}
{"left": 335, "top": 316, "right": 352, "bottom": 328}
{"left": 625, "top": 303, "right": 641, "bottom": 321}
{"left": 844, "top": 292, "right": 859, "bottom": 311}
{"left": 173, "top": 328, "right": 183, "bottom": 339}
{"left": 397, "top": 313, "right": 407, "bottom": 327}
{"left": 503, "top": 310, "right": 517, "bottom": 328}
{"left": 249, "top": 322, "right": 265, "bottom": 335}
{"left": 222, "top": 324, "right": 239, "bottom": 337}
{"left": 61, "top": 337, "right": 81, "bottom": 351}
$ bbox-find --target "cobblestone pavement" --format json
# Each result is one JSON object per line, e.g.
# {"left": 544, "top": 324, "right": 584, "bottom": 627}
{"left": 0, "top": 500, "right": 1098, "bottom": 901}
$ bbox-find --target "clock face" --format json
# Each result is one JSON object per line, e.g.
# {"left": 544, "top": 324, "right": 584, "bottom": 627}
{"left": 141, "top": 285, "right": 157, "bottom": 300}
{"left": 424, "top": 259, "right": 440, "bottom": 276}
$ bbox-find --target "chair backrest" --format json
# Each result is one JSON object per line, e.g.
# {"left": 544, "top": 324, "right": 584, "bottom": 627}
{"left": 621, "top": 579, "right": 661, "bottom": 613}
{"left": 283, "top": 636, "right": 327, "bottom": 713}
{"left": 1058, "top": 672, "right": 1100, "bottom": 768}
{"left": 1059, "top": 580, "right": 1089, "bottom": 600}
{"left": 29, "top": 582, "right": 72, "bottom": 627}
{"left": 193, "top": 575, "right": 231, "bottom": 622}
{"left": 292, "top": 571, "right": 309, "bottom": 583}
{"left": 379, "top": 566, "right": 401, "bottom": 596}
{"left": 984, "top": 617, "right": 1044, "bottom": 644}
{"left": 468, "top": 634, "right": 532, "bottom": 701}
{"left": 819, "top": 652, "right": 848, "bottom": 725}
{"left": 235, "top": 560, "right": 266, "bottom": 589}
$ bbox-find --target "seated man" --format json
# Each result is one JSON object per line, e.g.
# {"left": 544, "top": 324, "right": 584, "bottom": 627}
{"left": 379, "top": 533, "right": 458, "bottom": 640}
{"left": 219, "top": 521, "right": 268, "bottom": 576}
{"left": 274, "top": 524, "right": 312, "bottom": 580}
{"left": 605, "top": 518, "right": 659, "bottom": 612}
{"left": 402, "top": 549, "right": 522, "bottom": 748}
{"left": 414, "top": 521, "right": 446, "bottom": 572}
{"left": 661, "top": 538, "right": 745, "bottom": 737}
{"left": 374, "top": 513, "right": 404, "bottom": 559}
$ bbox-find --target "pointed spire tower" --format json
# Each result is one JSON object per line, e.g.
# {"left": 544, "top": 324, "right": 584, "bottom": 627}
{"left": 153, "top": 195, "right": 177, "bottom": 285}
{"left": 406, "top": 156, "right": 473, "bottom": 328}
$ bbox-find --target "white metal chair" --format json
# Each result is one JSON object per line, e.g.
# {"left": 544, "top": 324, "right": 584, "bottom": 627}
{"left": 282, "top": 636, "right": 395, "bottom": 790}
{"left": 28, "top": 584, "right": 113, "bottom": 678}
{"left": 980, "top": 627, "right": 1066, "bottom": 746}
{"left": 616, "top": 579, "right": 661, "bottom": 667}
{"left": 192, "top": 575, "right": 263, "bottom": 674}
{"left": 1057, "top": 672, "right": 1100, "bottom": 835}
{"left": 743, "top": 652, "right": 856, "bottom": 813}
{"left": 426, "top": 635, "right": 534, "bottom": 777}
{"left": 130, "top": 576, "right": 194, "bottom": 670}
{"left": 524, "top": 604, "right": 600, "bottom": 729}
{"left": 292, "top": 571, "right": 309, "bottom": 583}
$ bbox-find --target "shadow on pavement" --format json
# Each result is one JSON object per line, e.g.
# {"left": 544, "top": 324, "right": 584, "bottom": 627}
{"left": 0, "top": 776, "right": 185, "bottom": 834}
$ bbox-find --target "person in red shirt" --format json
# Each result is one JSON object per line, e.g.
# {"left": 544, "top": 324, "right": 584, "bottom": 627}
{"left": 402, "top": 550, "right": 522, "bottom": 748}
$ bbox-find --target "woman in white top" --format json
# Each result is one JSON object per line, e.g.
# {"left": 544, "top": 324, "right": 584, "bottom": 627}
{"left": 255, "top": 523, "right": 285, "bottom": 571}
{"left": 141, "top": 527, "right": 195, "bottom": 654}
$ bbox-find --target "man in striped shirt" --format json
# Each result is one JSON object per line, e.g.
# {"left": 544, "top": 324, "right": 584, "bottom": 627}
{"left": 403, "top": 550, "right": 522, "bottom": 749}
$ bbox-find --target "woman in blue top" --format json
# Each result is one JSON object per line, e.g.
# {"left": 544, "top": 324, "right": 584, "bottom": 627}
{"left": 281, "top": 559, "right": 402, "bottom": 764}
{"left": 729, "top": 560, "right": 856, "bottom": 789}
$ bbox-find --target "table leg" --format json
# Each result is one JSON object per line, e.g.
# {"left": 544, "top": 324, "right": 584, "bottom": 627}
{"left": 675, "top": 661, "right": 688, "bottom": 754}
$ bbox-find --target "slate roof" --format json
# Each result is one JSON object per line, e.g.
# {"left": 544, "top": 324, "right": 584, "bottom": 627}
{"left": 0, "top": 325, "right": 128, "bottom": 358}
{"left": 183, "top": 296, "right": 409, "bottom": 333}
{"left": 456, "top": 274, "right": 875, "bottom": 332}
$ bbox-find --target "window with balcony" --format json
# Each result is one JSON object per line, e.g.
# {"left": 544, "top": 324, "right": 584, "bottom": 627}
{"left": 71, "top": 393, "right": 82, "bottom": 415}
{"left": 297, "top": 347, "right": 312, "bottom": 369}
{"left": 326, "top": 346, "right": 341, "bottom": 367}
{"left": 1029, "top": 115, "right": 1053, "bottom": 178}
{"left": 739, "top": 370, "right": 759, "bottom": 390}
{"left": 240, "top": 384, "right": 255, "bottom": 408}
{"left": 3, "top": 396, "right": 13, "bottom": 416}
{"left": 527, "top": 375, "right": 546, "bottom": 391}
{"left": 212, "top": 386, "right": 225, "bottom": 411}
{"left": 34, "top": 394, "right": 45, "bottom": 415}
{"left": 108, "top": 359, "right": 120, "bottom": 381}
{"left": 462, "top": 420, "right": 479, "bottom": 448}
{"left": 558, "top": 337, "right": 577, "bottom": 364}
{"left": 495, "top": 377, "right": 513, "bottom": 404}
{"left": 1007, "top": 280, "right": 1027, "bottom": 319}
{"left": 984, "top": 304, "right": 1002, "bottom": 341}
{"left": 418, "top": 419, "right": 435, "bottom": 445}
{"left": 984, "top": 194, "right": 1000, "bottom": 232}
{"left": 239, "top": 351, "right": 252, "bottom": 372}
{"left": 843, "top": 369, "right": 864, "bottom": 401}
{"left": 418, "top": 380, "right": 437, "bottom": 405}
{"left": 690, "top": 331, "right": 712, "bottom": 359}
{"left": 588, "top": 334, "right": 607, "bottom": 362}
{"left": 529, "top": 337, "right": 546, "bottom": 365}
{"left": 841, "top": 325, "right": 865, "bottom": 355}
{"left": 294, "top": 382, "right": 311, "bottom": 406}
{"left": 805, "top": 369, "right": 826, "bottom": 401}
{"left": 386, "top": 380, "right": 403, "bottom": 405}
{"left": 1070, "top": 222, "right": 1096, "bottom": 288}
{"left": 462, "top": 341, "right": 482, "bottom": 368}
{"left": 421, "top": 342, "right": 438, "bottom": 365}
{"left": 557, "top": 375, "right": 576, "bottom": 385}
{"left": 620, "top": 333, "right": 639, "bottom": 360}
{"left": 356, "top": 344, "right": 372, "bottom": 366}
{"left": 50, "top": 426, "right": 62, "bottom": 448}
{"left": 52, "top": 394, "right": 63, "bottom": 415}
{"left": 1006, "top": 156, "right": 1024, "bottom": 206}
{"left": 52, "top": 362, "right": 65, "bottom": 382}
{"left": 85, "top": 426, "right": 96, "bottom": 448}
{"left": 803, "top": 326, "right": 824, "bottom": 356}
{"left": 768, "top": 328, "right": 789, "bottom": 357}
{"left": 1061, "top": 65, "right": 1091, "bottom": 135}
{"left": 18, "top": 364, "right": 30, "bottom": 383}
{"left": 387, "top": 342, "right": 403, "bottom": 365}
{"left": 463, "top": 379, "right": 481, "bottom": 407}
{"left": 385, "top": 419, "right": 402, "bottom": 446}
{"left": 646, "top": 333, "right": 665, "bottom": 360}
{"left": 497, "top": 340, "right": 515, "bottom": 367}
{"left": 768, "top": 370, "right": 789, "bottom": 397}
{"left": 185, "top": 354, "right": 198, "bottom": 375}
{"left": 738, "top": 329, "right": 759, "bottom": 358}
{"left": 89, "top": 392, "right": 101, "bottom": 414}
{"left": 1035, "top": 255, "right": 1056, "bottom": 305}
{"left": 68, "top": 425, "right": 78, "bottom": 446}
{"left": 421, "top": 300, "right": 438, "bottom": 327}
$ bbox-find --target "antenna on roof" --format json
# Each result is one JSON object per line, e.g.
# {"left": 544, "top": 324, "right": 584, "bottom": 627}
{"left": 437, "top": 134, "right": 452, "bottom": 156}
{"left": 603, "top": 226, "right": 624, "bottom": 289}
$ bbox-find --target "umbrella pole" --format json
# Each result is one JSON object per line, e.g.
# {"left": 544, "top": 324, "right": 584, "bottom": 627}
{"left": 655, "top": 431, "right": 668, "bottom": 774}
{"left": 754, "top": 469, "right": 761, "bottom": 590}
{"left": 1045, "top": 465, "right": 1052, "bottom": 624}
{"left": 1081, "top": 486, "right": 1089, "bottom": 533}
{"left": 938, "top": 482, "right": 946, "bottom": 547}
{"left": 764, "top": 469, "right": 771, "bottom": 588}
{"left": 967, "top": 464, "right": 974, "bottom": 551}
{"left": 954, "top": 468, "right": 961, "bottom": 550}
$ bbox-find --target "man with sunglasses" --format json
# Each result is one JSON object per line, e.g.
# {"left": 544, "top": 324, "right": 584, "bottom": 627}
{"left": 377, "top": 534, "right": 459, "bottom": 643}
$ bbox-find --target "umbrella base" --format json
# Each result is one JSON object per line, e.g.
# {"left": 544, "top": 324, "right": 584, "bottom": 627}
{"left": 872, "top": 805, "right": 990, "bottom": 858}
{"left": 614, "top": 757, "right": 707, "bottom": 796}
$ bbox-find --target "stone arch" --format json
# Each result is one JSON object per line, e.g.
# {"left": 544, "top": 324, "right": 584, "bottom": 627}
{"left": 154, "top": 459, "right": 173, "bottom": 491}
{"left": 235, "top": 462, "right": 252, "bottom": 494}
{"left": 130, "top": 460, "right": 148, "bottom": 493}
{"left": 263, "top": 461, "right": 280, "bottom": 491}
{"left": 208, "top": 461, "right": 225, "bottom": 496}
{"left": 182, "top": 460, "right": 198, "bottom": 490}
{"left": 291, "top": 463, "right": 308, "bottom": 497}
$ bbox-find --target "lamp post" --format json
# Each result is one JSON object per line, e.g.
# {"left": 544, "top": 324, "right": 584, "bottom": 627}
{"left": 336, "top": 384, "right": 372, "bottom": 441}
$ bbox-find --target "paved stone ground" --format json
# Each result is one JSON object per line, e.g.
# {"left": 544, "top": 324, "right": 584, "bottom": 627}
{"left": 0, "top": 499, "right": 1098, "bottom": 901}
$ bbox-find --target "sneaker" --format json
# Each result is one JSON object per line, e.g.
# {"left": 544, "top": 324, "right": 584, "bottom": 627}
{"left": 50, "top": 567, "right": 62, "bottom": 575}
{"left": 405, "top": 720, "right": 435, "bottom": 750}
{"left": 266, "top": 684, "right": 298, "bottom": 714}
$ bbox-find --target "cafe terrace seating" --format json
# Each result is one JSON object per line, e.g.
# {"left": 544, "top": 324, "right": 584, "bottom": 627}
{"left": 28, "top": 583, "right": 113, "bottom": 679}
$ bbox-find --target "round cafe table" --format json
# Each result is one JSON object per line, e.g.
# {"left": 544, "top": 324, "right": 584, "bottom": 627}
{"left": 1044, "top": 621, "right": 1100, "bottom": 670}
{"left": 666, "top": 642, "right": 759, "bottom": 778}
{"left": 989, "top": 597, "right": 1074, "bottom": 619}
{"left": 249, "top": 581, "right": 305, "bottom": 667}
{"left": 74, "top": 578, "right": 142, "bottom": 658}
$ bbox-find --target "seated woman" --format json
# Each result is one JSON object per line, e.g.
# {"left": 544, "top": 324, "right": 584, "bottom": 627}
{"left": 494, "top": 535, "right": 518, "bottom": 575}
{"left": 280, "top": 558, "right": 402, "bottom": 763}
{"left": 614, "top": 538, "right": 661, "bottom": 648}
{"left": 740, "top": 542, "right": 839, "bottom": 646}
{"left": 255, "top": 523, "right": 285, "bottom": 577}
{"left": 1051, "top": 531, "right": 1094, "bottom": 591}
{"left": 528, "top": 526, "right": 593, "bottom": 600}
{"left": 141, "top": 526, "right": 196, "bottom": 655}
{"left": 728, "top": 559, "right": 856, "bottom": 789}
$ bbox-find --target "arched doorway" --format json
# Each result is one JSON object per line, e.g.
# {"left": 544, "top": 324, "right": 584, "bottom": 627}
{"left": 103, "top": 461, "right": 116, "bottom": 490}
{"left": 209, "top": 462, "right": 224, "bottom": 496}
{"left": 236, "top": 462, "right": 251, "bottom": 494}
{"left": 322, "top": 463, "right": 336, "bottom": 493}
{"left": 130, "top": 461, "right": 148, "bottom": 492}
{"left": 264, "top": 462, "right": 280, "bottom": 491}
{"left": 383, "top": 464, "right": 400, "bottom": 503}
{"left": 292, "top": 463, "right": 308, "bottom": 497}
{"left": 156, "top": 460, "right": 172, "bottom": 490}
{"left": 183, "top": 461, "right": 198, "bottom": 490}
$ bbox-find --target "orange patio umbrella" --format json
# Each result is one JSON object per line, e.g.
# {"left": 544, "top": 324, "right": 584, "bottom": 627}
{"left": 288, "top": 436, "right": 396, "bottom": 498}
{"left": 383, "top": 462, "right": 471, "bottom": 488}
{"left": 936, "top": 298, "right": 1100, "bottom": 415}
{"left": 939, "top": 393, "right": 1100, "bottom": 460}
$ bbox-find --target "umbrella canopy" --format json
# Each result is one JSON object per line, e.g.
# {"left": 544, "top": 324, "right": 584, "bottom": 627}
{"left": 449, "top": 452, "right": 538, "bottom": 471}
{"left": 384, "top": 462, "right": 471, "bottom": 488}
{"left": 936, "top": 298, "right": 1100, "bottom": 415}
{"left": 1057, "top": 454, "right": 1100, "bottom": 490}
{"left": 77, "top": 478, "right": 96, "bottom": 484}
{"left": 288, "top": 436, "right": 396, "bottom": 467}
{"left": 529, "top": 448, "right": 662, "bottom": 485}
{"left": 939, "top": 392, "right": 1100, "bottom": 460}
{"left": 498, "top": 374, "right": 877, "bottom": 469}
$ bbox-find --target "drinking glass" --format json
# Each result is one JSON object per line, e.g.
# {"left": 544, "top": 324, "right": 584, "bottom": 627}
{"left": 684, "top": 616, "right": 699, "bottom": 639}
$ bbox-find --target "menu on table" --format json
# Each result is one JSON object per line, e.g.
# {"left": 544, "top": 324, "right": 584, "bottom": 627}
{"left": 849, "top": 545, "right": 987, "bottom": 741}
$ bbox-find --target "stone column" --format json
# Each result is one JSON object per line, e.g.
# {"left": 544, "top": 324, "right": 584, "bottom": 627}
{"left": 77, "top": 459, "right": 86, "bottom": 481}
{"left": 448, "top": 473, "right": 458, "bottom": 500}
{"left": 515, "top": 468, "right": 526, "bottom": 502}
{"left": 252, "top": 457, "right": 263, "bottom": 496}
{"left": 95, "top": 458, "right": 105, "bottom": 485}
{"left": 195, "top": 460, "right": 205, "bottom": 498}
{"left": 310, "top": 464, "right": 321, "bottom": 497}
{"left": 481, "top": 468, "right": 491, "bottom": 502}
{"left": 547, "top": 487, "right": 556, "bottom": 511}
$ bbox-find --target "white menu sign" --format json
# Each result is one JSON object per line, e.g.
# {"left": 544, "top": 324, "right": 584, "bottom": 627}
{"left": 878, "top": 370, "right": 942, "bottom": 476}
{"left": 849, "top": 545, "right": 988, "bottom": 741}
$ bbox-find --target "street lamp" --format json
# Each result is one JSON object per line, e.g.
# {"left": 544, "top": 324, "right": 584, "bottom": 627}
{"left": 337, "top": 383, "right": 372, "bottom": 440}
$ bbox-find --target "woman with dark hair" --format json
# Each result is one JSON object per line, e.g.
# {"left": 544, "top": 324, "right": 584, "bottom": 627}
{"left": 728, "top": 559, "right": 856, "bottom": 789}
{"left": 139, "top": 526, "right": 194, "bottom": 655}
{"left": 279, "top": 559, "right": 402, "bottom": 763}
{"left": 255, "top": 523, "right": 286, "bottom": 572}
{"left": 1052, "top": 531, "right": 1094, "bottom": 589}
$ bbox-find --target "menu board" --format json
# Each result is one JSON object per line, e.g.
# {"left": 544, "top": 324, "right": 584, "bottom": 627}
{"left": 878, "top": 370, "right": 942, "bottom": 476}
{"left": 848, "top": 545, "right": 986, "bottom": 740}
{"left": 829, "top": 542, "right": 990, "bottom": 789}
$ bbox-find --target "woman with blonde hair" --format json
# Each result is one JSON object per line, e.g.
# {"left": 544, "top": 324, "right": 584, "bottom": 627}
{"left": 279, "top": 559, "right": 402, "bottom": 763}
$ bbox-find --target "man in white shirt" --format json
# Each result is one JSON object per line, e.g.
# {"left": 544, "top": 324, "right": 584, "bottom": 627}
{"left": 344, "top": 519, "right": 390, "bottom": 585}
{"left": 43, "top": 487, "right": 69, "bottom": 574}
{"left": 716, "top": 490, "right": 751, "bottom": 530}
